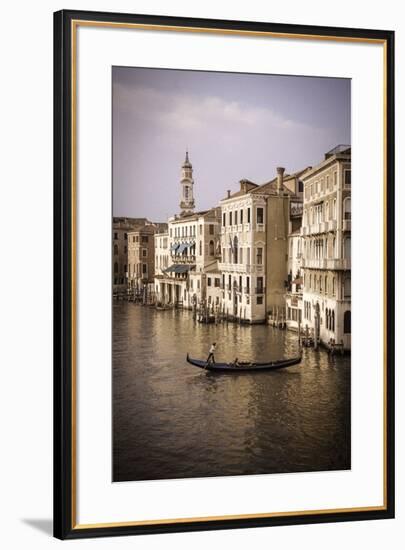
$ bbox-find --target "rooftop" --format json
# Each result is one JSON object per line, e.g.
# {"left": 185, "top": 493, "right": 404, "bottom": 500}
{"left": 325, "top": 144, "right": 351, "bottom": 159}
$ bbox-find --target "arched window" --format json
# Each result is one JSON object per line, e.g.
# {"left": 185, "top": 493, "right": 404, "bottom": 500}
{"left": 325, "top": 201, "right": 329, "bottom": 221}
{"left": 343, "top": 197, "right": 351, "bottom": 220}
{"left": 331, "top": 310, "right": 335, "bottom": 332}
{"left": 209, "top": 240, "right": 214, "bottom": 256}
{"left": 328, "top": 235, "right": 333, "bottom": 258}
{"left": 114, "top": 244, "right": 118, "bottom": 256}
{"left": 326, "top": 308, "right": 329, "bottom": 330}
{"left": 344, "top": 311, "right": 351, "bottom": 334}
{"left": 114, "top": 262, "right": 118, "bottom": 274}
{"left": 344, "top": 237, "right": 351, "bottom": 259}
{"left": 332, "top": 277, "right": 336, "bottom": 296}
{"left": 233, "top": 236, "right": 238, "bottom": 264}
{"left": 344, "top": 277, "right": 351, "bottom": 298}
{"left": 199, "top": 241, "right": 202, "bottom": 256}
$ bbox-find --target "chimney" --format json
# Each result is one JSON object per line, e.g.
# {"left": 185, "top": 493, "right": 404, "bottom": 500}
{"left": 276, "top": 167, "right": 285, "bottom": 195}
{"left": 227, "top": 190, "right": 231, "bottom": 198}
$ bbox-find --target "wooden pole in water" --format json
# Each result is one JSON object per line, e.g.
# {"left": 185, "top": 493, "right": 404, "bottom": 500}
{"left": 298, "top": 317, "right": 301, "bottom": 349}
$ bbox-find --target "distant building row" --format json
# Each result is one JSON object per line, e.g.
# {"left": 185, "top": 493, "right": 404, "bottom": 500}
{"left": 114, "top": 146, "right": 351, "bottom": 351}
{"left": 112, "top": 217, "right": 168, "bottom": 292}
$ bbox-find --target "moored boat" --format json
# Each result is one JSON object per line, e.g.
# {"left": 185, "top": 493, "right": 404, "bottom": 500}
{"left": 186, "top": 353, "right": 302, "bottom": 372}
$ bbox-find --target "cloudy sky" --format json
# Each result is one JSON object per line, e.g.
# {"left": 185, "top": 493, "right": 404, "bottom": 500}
{"left": 112, "top": 67, "right": 350, "bottom": 221}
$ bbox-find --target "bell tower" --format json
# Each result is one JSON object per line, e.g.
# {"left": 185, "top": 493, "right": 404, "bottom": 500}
{"left": 179, "top": 151, "right": 195, "bottom": 216}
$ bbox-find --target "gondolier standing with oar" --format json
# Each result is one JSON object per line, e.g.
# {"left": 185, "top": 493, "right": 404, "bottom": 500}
{"left": 206, "top": 342, "right": 216, "bottom": 366}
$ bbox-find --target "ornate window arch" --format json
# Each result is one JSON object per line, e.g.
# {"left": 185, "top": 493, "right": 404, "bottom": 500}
{"left": 233, "top": 236, "right": 238, "bottom": 263}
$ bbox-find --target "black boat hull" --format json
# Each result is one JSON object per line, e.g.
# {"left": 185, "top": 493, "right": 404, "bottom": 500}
{"left": 186, "top": 353, "right": 302, "bottom": 372}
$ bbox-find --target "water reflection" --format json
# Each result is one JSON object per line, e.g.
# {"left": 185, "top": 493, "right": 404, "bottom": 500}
{"left": 113, "top": 303, "right": 350, "bottom": 481}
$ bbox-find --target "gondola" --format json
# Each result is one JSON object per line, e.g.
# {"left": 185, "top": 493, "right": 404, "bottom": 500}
{"left": 186, "top": 353, "right": 302, "bottom": 372}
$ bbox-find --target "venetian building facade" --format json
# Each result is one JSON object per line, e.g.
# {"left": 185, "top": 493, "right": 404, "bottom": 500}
{"left": 154, "top": 231, "right": 170, "bottom": 277}
{"left": 219, "top": 180, "right": 265, "bottom": 322}
{"left": 154, "top": 209, "right": 221, "bottom": 307}
{"left": 127, "top": 225, "right": 158, "bottom": 289}
{"left": 112, "top": 217, "right": 147, "bottom": 293}
{"left": 219, "top": 168, "right": 306, "bottom": 323}
{"left": 301, "top": 145, "right": 351, "bottom": 350}
{"left": 284, "top": 169, "right": 312, "bottom": 330}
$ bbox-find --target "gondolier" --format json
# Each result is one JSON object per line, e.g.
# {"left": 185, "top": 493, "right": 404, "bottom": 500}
{"left": 206, "top": 342, "right": 216, "bottom": 365}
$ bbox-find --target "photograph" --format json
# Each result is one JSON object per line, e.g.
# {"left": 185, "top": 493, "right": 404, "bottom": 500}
{"left": 111, "top": 67, "right": 352, "bottom": 483}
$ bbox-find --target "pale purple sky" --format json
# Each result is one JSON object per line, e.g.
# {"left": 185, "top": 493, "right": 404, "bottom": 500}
{"left": 112, "top": 67, "right": 350, "bottom": 221}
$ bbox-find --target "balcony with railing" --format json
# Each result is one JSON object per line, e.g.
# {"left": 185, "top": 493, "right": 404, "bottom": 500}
{"left": 218, "top": 262, "right": 264, "bottom": 274}
{"left": 301, "top": 257, "right": 350, "bottom": 270}
{"left": 326, "top": 258, "right": 351, "bottom": 270}
{"left": 301, "top": 220, "right": 338, "bottom": 236}
{"left": 171, "top": 254, "right": 196, "bottom": 264}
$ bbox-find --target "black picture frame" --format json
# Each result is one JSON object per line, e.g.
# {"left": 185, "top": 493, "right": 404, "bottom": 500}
{"left": 54, "top": 9, "right": 395, "bottom": 540}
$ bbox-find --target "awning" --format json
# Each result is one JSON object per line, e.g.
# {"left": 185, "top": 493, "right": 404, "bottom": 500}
{"left": 170, "top": 243, "right": 179, "bottom": 252}
{"left": 164, "top": 264, "right": 195, "bottom": 274}
{"left": 177, "top": 243, "right": 188, "bottom": 254}
{"left": 175, "top": 265, "right": 194, "bottom": 273}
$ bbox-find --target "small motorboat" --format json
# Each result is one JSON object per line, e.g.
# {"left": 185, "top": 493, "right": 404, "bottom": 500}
{"left": 186, "top": 353, "right": 302, "bottom": 372}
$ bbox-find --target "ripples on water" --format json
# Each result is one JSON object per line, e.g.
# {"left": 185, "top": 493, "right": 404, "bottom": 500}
{"left": 113, "top": 302, "right": 350, "bottom": 482}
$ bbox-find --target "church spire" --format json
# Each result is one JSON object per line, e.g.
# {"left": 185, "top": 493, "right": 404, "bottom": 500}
{"left": 179, "top": 150, "right": 195, "bottom": 216}
{"left": 183, "top": 149, "right": 192, "bottom": 168}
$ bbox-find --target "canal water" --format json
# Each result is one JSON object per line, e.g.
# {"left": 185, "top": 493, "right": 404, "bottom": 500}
{"left": 113, "top": 302, "right": 350, "bottom": 482}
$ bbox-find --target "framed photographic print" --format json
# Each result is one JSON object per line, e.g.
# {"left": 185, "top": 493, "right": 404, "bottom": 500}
{"left": 54, "top": 9, "right": 395, "bottom": 540}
